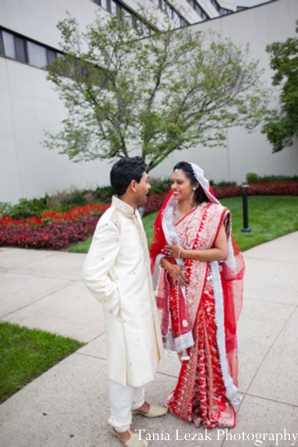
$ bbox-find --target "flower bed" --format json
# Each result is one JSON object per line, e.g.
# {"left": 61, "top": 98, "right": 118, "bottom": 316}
{"left": 0, "top": 182, "right": 297, "bottom": 250}
{"left": 0, "top": 204, "right": 109, "bottom": 249}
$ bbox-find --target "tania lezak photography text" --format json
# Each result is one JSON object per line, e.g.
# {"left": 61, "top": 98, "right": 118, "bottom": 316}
{"left": 134, "top": 428, "right": 298, "bottom": 446}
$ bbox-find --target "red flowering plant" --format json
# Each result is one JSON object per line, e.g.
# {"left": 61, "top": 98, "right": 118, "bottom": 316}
{"left": 0, "top": 204, "right": 109, "bottom": 249}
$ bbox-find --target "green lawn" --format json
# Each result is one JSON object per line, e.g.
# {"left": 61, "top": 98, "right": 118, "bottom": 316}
{"left": 0, "top": 322, "right": 84, "bottom": 403}
{"left": 68, "top": 196, "right": 298, "bottom": 253}
{"left": 221, "top": 196, "right": 298, "bottom": 251}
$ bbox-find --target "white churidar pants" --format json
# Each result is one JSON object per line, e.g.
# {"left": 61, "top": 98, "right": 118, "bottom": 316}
{"left": 108, "top": 379, "right": 145, "bottom": 432}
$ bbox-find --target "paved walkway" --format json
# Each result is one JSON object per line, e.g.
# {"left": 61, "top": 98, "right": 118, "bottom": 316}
{"left": 0, "top": 232, "right": 298, "bottom": 447}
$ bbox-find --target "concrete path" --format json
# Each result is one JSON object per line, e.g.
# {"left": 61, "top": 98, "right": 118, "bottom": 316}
{"left": 0, "top": 232, "right": 298, "bottom": 447}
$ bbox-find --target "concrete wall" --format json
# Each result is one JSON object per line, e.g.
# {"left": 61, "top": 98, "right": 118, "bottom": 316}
{"left": 0, "top": 0, "right": 297, "bottom": 204}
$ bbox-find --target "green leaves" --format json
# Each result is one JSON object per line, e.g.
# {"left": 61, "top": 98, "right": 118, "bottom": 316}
{"left": 262, "top": 20, "right": 298, "bottom": 152}
{"left": 44, "top": 10, "right": 269, "bottom": 170}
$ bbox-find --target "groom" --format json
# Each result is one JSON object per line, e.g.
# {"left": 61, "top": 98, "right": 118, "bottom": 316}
{"left": 83, "top": 157, "right": 167, "bottom": 447}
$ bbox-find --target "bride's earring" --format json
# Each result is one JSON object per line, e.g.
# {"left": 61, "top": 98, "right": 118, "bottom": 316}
{"left": 193, "top": 188, "right": 196, "bottom": 191}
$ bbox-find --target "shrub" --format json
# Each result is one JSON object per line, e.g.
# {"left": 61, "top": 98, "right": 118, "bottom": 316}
{"left": 213, "top": 180, "right": 237, "bottom": 187}
{"left": 46, "top": 188, "right": 89, "bottom": 209}
{"left": 246, "top": 173, "right": 298, "bottom": 184}
{"left": 92, "top": 185, "right": 114, "bottom": 204}
{"left": 8, "top": 198, "right": 48, "bottom": 219}
{"left": 246, "top": 173, "right": 260, "bottom": 184}
{"left": 0, "top": 202, "right": 11, "bottom": 216}
{"left": 148, "top": 178, "right": 171, "bottom": 195}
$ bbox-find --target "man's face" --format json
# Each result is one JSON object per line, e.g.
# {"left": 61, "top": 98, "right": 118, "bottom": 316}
{"left": 135, "top": 171, "right": 151, "bottom": 206}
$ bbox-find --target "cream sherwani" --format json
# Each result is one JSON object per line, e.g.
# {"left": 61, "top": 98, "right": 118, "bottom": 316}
{"left": 83, "top": 196, "right": 163, "bottom": 387}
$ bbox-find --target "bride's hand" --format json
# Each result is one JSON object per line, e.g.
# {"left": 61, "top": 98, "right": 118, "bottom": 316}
{"left": 167, "top": 264, "right": 186, "bottom": 286}
{"left": 164, "top": 243, "right": 183, "bottom": 259}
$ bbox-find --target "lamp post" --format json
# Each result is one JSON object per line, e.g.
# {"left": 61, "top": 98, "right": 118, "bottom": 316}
{"left": 241, "top": 184, "right": 251, "bottom": 233}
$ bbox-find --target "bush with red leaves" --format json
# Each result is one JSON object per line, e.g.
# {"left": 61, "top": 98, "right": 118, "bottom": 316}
{"left": 213, "top": 181, "right": 298, "bottom": 199}
{"left": 0, "top": 216, "right": 100, "bottom": 249}
{"left": 0, "top": 204, "right": 109, "bottom": 249}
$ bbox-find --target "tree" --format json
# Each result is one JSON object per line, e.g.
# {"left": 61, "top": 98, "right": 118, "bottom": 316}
{"left": 44, "top": 11, "right": 268, "bottom": 172}
{"left": 262, "top": 21, "right": 298, "bottom": 153}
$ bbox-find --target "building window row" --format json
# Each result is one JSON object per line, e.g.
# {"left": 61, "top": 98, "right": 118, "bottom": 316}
{"left": 0, "top": 28, "right": 63, "bottom": 68}
{"left": 186, "top": 0, "right": 209, "bottom": 20}
{"left": 94, "top": 0, "right": 152, "bottom": 34}
{"left": 210, "top": 0, "right": 232, "bottom": 16}
{"left": 94, "top": 0, "right": 188, "bottom": 29}
{"left": 152, "top": 0, "right": 189, "bottom": 26}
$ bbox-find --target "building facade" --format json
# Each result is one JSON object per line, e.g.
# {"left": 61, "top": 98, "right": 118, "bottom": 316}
{"left": 0, "top": 0, "right": 297, "bottom": 203}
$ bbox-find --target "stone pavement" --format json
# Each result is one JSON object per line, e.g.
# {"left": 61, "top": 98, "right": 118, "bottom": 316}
{"left": 0, "top": 232, "right": 298, "bottom": 447}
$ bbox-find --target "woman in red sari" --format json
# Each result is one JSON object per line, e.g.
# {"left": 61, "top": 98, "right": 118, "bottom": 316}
{"left": 150, "top": 161, "right": 244, "bottom": 429}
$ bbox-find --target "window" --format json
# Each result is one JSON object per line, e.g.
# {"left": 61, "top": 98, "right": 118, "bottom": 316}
{"left": 47, "top": 49, "right": 58, "bottom": 65}
{"left": 2, "top": 31, "right": 16, "bottom": 59}
{"left": 172, "top": 10, "right": 180, "bottom": 26}
{"left": 0, "top": 28, "right": 64, "bottom": 68}
{"left": 186, "top": 0, "right": 193, "bottom": 7}
{"left": 93, "top": 0, "right": 109, "bottom": 8}
{"left": 15, "top": 36, "right": 27, "bottom": 62}
{"left": 110, "top": 0, "right": 117, "bottom": 15}
{"left": 27, "top": 41, "right": 47, "bottom": 68}
{"left": 154, "top": 0, "right": 189, "bottom": 27}
{"left": 2, "top": 31, "right": 28, "bottom": 62}
{"left": 210, "top": 0, "right": 232, "bottom": 16}
{"left": 160, "top": 0, "right": 166, "bottom": 10}
{"left": 93, "top": 0, "right": 189, "bottom": 29}
{"left": 167, "top": 4, "right": 174, "bottom": 20}
{"left": 187, "top": 0, "right": 209, "bottom": 20}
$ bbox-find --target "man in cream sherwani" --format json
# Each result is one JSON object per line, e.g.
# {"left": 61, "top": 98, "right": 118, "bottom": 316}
{"left": 83, "top": 157, "right": 166, "bottom": 447}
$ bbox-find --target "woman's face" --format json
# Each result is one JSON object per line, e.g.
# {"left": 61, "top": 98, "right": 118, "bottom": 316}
{"left": 171, "top": 169, "right": 197, "bottom": 202}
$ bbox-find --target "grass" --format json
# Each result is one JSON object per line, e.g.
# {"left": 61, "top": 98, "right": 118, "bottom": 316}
{"left": 67, "top": 196, "right": 298, "bottom": 253}
{"left": 222, "top": 196, "right": 298, "bottom": 251}
{"left": 0, "top": 322, "right": 84, "bottom": 403}
{"left": 67, "top": 237, "right": 93, "bottom": 253}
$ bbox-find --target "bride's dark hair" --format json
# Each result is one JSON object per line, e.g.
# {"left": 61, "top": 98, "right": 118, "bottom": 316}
{"left": 173, "top": 161, "right": 209, "bottom": 204}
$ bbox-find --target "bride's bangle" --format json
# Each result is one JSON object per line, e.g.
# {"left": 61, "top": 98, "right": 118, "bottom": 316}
{"left": 178, "top": 249, "right": 183, "bottom": 259}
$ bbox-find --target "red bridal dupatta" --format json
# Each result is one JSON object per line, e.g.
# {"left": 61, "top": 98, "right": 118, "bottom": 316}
{"left": 150, "top": 191, "right": 244, "bottom": 428}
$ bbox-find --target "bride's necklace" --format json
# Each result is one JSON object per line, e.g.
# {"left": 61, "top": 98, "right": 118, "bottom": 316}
{"left": 175, "top": 204, "right": 197, "bottom": 221}
{"left": 175, "top": 207, "right": 182, "bottom": 221}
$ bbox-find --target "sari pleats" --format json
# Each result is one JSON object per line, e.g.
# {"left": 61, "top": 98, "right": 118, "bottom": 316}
{"left": 166, "top": 267, "right": 236, "bottom": 428}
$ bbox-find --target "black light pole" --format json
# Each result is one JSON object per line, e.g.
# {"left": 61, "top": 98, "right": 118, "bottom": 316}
{"left": 241, "top": 184, "right": 251, "bottom": 233}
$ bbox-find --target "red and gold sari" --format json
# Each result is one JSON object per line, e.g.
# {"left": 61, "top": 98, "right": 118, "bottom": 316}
{"left": 150, "top": 192, "right": 244, "bottom": 428}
